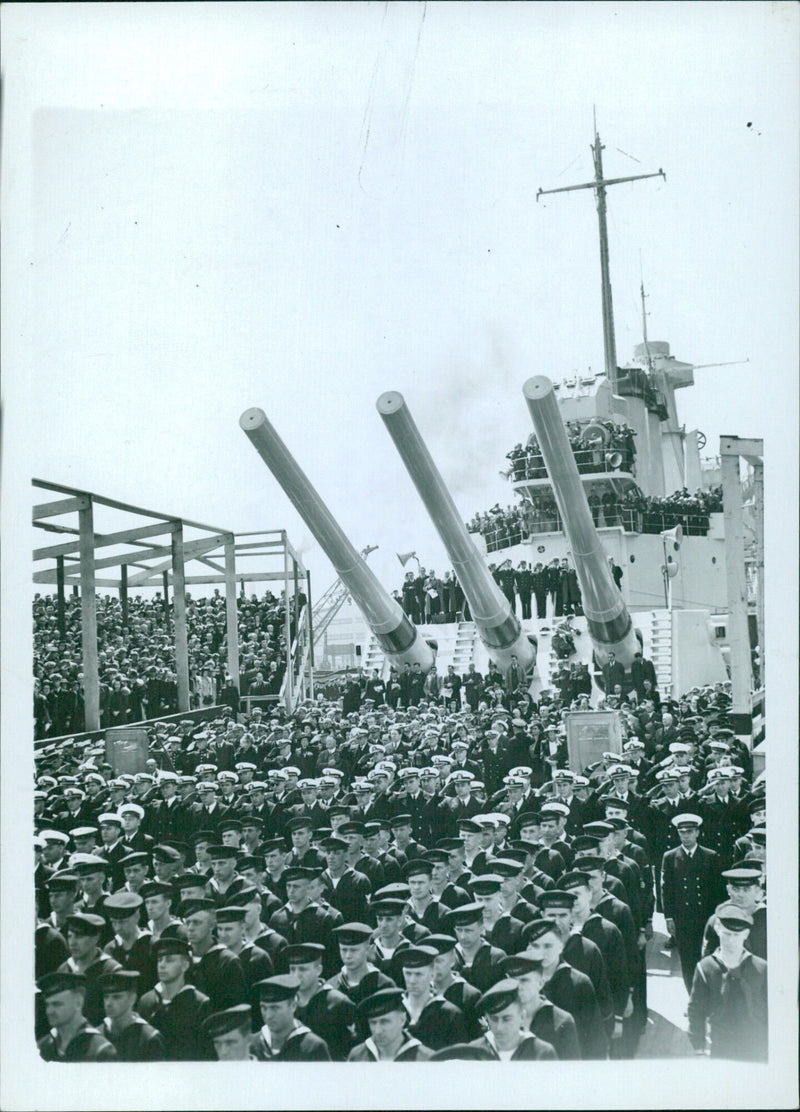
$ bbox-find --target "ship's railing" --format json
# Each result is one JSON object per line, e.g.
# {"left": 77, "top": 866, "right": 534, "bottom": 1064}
{"left": 475, "top": 506, "right": 714, "bottom": 552}
{"left": 509, "top": 444, "right": 636, "bottom": 482}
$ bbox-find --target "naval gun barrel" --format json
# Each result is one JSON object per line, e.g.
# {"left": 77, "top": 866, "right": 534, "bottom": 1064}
{"left": 522, "top": 376, "right": 639, "bottom": 667}
{"left": 377, "top": 391, "right": 536, "bottom": 676}
{"left": 240, "top": 407, "right": 434, "bottom": 672}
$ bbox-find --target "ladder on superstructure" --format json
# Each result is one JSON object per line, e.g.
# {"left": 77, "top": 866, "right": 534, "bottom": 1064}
{"left": 311, "top": 545, "right": 378, "bottom": 649}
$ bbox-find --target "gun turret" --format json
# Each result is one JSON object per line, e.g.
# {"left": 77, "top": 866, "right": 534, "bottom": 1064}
{"left": 240, "top": 407, "right": 434, "bottom": 673}
{"left": 522, "top": 376, "right": 640, "bottom": 667}
{"left": 377, "top": 391, "right": 536, "bottom": 676}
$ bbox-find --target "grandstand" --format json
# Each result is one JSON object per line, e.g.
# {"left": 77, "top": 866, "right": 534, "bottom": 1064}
{"left": 32, "top": 479, "right": 313, "bottom": 739}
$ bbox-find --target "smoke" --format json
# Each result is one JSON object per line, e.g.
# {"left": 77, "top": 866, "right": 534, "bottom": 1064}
{"left": 421, "top": 327, "right": 526, "bottom": 510}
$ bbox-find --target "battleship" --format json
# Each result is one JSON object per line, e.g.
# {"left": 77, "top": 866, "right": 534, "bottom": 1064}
{"left": 243, "top": 129, "right": 763, "bottom": 743}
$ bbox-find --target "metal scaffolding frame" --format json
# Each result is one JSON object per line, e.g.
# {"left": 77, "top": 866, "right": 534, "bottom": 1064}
{"left": 32, "top": 480, "right": 312, "bottom": 727}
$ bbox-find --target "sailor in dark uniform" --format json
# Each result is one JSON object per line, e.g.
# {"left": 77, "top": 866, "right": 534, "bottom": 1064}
{"left": 538, "top": 890, "right": 614, "bottom": 1038}
{"left": 182, "top": 897, "right": 247, "bottom": 1011}
{"left": 326, "top": 920, "right": 396, "bottom": 1040}
{"left": 425, "top": 849, "right": 471, "bottom": 910}
{"left": 396, "top": 945, "right": 467, "bottom": 1051}
{"left": 96, "top": 812, "right": 133, "bottom": 892}
{"left": 687, "top": 903, "right": 767, "bottom": 1061}
{"left": 137, "top": 935, "right": 214, "bottom": 1060}
{"left": 471, "top": 874, "right": 526, "bottom": 955}
{"left": 102, "top": 891, "right": 157, "bottom": 992}
{"left": 468, "top": 980, "right": 557, "bottom": 1060}
{"left": 37, "top": 972, "right": 117, "bottom": 1061}
{"left": 318, "top": 834, "right": 373, "bottom": 924}
{"left": 560, "top": 870, "right": 631, "bottom": 1043}
{"left": 701, "top": 865, "right": 767, "bottom": 960}
{"left": 501, "top": 954, "right": 581, "bottom": 1059}
{"left": 347, "top": 987, "right": 433, "bottom": 1061}
{"left": 427, "top": 933, "right": 484, "bottom": 1039}
{"left": 250, "top": 975, "right": 332, "bottom": 1060}
{"left": 521, "top": 918, "right": 607, "bottom": 1060}
{"left": 203, "top": 1004, "right": 256, "bottom": 1060}
{"left": 214, "top": 905, "right": 273, "bottom": 1025}
{"left": 403, "top": 858, "right": 450, "bottom": 933}
{"left": 447, "top": 902, "right": 506, "bottom": 994}
{"left": 97, "top": 970, "right": 165, "bottom": 1060}
{"left": 285, "top": 942, "right": 357, "bottom": 1061}
{"left": 267, "top": 866, "right": 343, "bottom": 977}
{"left": 57, "top": 912, "right": 123, "bottom": 1027}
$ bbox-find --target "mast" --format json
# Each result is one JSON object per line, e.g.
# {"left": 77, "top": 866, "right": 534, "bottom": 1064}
{"left": 537, "top": 123, "right": 665, "bottom": 394}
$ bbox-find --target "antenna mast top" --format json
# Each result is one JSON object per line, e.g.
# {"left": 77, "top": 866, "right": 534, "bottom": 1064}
{"left": 537, "top": 126, "right": 665, "bottom": 394}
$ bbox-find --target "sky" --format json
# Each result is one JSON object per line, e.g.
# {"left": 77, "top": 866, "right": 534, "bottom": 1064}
{"left": 3, "top": 1, "right": 798, "bottom": 601}
{"left": 2, "top": 6, "right": 799, "bottom": 1107}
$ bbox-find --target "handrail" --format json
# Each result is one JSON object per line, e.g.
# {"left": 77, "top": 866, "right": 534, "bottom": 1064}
{"left": 472, "top": 506, "right": 718, "bottom": 552}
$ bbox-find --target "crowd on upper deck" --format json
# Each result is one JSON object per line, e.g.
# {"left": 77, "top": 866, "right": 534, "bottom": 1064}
{"left": 505, "top": 421, "right": 638, "bottom": 481}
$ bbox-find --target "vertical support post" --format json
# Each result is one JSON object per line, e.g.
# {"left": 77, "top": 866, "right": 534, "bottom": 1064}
{"left": 720, "top": 446, "right": 752, "bottom": 725}
{"left": 120, "top": 564, "right": 129, "bottom": 630}
{"left": 306, "top": 570, "right": 315, "bottom": 669}
{"left": 283, "top": 534, "right": 293, "bottom": 712}
{"left": 162, "top": 571, "right": 170, "bottom": 624}
{"left": 224, "top": 535, "right": 240, "bottom": 687}
{"left": 56, "top": 556, "right": 66, "bottom": 640}
{"left": 171, "top": 525, "right": 190, "bottom": 712}
{"left": 752, "top": 459, "right": 764, "bottom": 688}
{"left": 79, "top": 499, "right": 100, "bottom": 731}
{"left": 72, "top": 584, "right": 79, "bottom": 598}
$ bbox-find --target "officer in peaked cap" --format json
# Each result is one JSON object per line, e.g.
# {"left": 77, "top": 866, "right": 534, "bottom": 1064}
{"left": 661, "top": 814, "right": 726, "bottom": 991}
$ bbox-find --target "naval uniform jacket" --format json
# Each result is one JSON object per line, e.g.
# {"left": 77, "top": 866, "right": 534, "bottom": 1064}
{"left": 57, "top": 953, "right": 122, "bottom": 1027}
{"left": 543, "top": 962, "right": 607, "bottom": 1060}
{"left": 561, "top": 933, "right": 614, "bottom": 1026}
{"left": 468, "top": 1031, "right": 557, "bottom": 1060}
{"left": 528, "top": 1000, "right": 581, "bottom": 1060}
{"left": 137, "top": 983, "right": 214, "bottom": 1060}
{"left": 101, "top": 1015, "right": 165, "bottom": 1061}
{"left": 319, "top": 867, "right": 373, "bottom": 924}
{"left": 441, "top": 976, "right": 484, "bottom": 1039}
{"left": 661, "top": 845, "right": 723, "bottom": 945}
{"left": 295, "top": 982, "right": 357, "bottom": 1061}
{"left": 104, "top": 931, "right": 158, "bottom": 994}
{"left": 348, "top": 1034, "right": 433, "bottom": 1061}
{"left": 250, "top": 1021, "right": 331, "bottom": 1061}
{"left": 453, "top": 940, "right": 506, "bottom": 993}
{"left": 38, "top": 1021, "right": 117, "bottom": 1062}
{"left": 697, "top": 796, "right": 749, "bottom": 869}
{"left": 268, "top": 901, "right": 343, "bottom": 975}
{"left": 187, "top": 943, "right": 247, "bottom": 1011}
{"left": 577, "top": 913, "right": 631, "bottom": 1016}
{"left": 325, "top": 966, "right": 396, "bottom": 1038}
{"left": 485, "top": 913, "right": 526, "bottom": 956}
{"left": 687, "top": 951, "right": 768, "bottom": 1060}
{"left": 404, "top": 993, "right": 468, "bottom": 1051}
